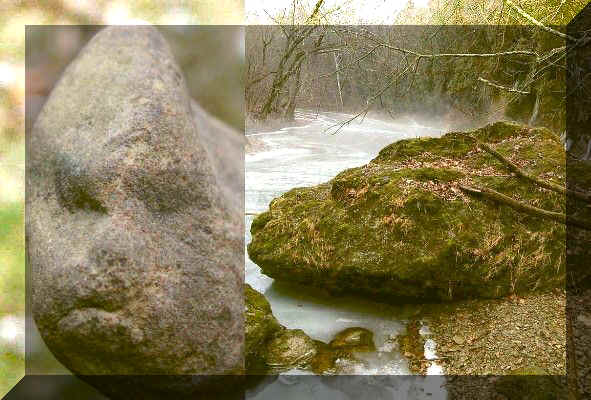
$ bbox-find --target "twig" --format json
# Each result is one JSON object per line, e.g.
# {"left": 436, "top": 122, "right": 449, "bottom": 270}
{"left": 537, "top": 46, "right": 567, "bottom": 64}
{"left": 504, "top": 0, "right": 577, "bottom": 42}
{"left": 315, "top": 45, "right": 380, "bottom": 79}
{"left": 459, "top": 185, "right": 591, "bottom": 231}
{"left": 376, "top": 44, "right": 539, "bottom": 60}
{"left": 477, "top": 77, "right": 530, "bottom": 94}
{"left": 324, "top": 60, "right": 412, "bottom": 135}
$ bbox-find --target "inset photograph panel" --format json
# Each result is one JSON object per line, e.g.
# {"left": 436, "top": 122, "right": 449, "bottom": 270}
{"left": 245, "top": 21, "right": 576, "bottom": 398}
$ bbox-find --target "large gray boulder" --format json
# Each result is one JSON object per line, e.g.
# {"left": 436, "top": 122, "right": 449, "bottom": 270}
{"left": 26, "top": 26, "right": 244, "bottom": 398}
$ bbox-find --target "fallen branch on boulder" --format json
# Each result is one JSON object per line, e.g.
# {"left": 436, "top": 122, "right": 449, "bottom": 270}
{"left": 459, "top": 133, "right": 591, "bottom": 203}
{"left": 459, "top": 185, "right": 591, "bottom": 231}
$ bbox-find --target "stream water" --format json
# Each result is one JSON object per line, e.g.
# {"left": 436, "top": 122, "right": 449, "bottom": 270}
{"left": 245, "top": 110, "right": 449, "bottom": 398}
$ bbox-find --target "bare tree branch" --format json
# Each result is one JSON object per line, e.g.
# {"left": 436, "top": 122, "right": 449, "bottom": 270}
{"left": 357, "top": 31, "right": 541, "bottom": 59}
{"left": 315, "top": 45, "right": 380, "bottom": 79}
{"left": 478, "top": 77, "right": 530, "bottom": 94}
{"left": 380, "top": 46, "right": 540, "bottom": 60}
{"left": 325, "top": 57, "right": 412, "bottom": 135}
{"left": 458, "top": 133, "right": 591, "bottom": 203}
{"left": 504, "top": 0, "right": 576, "bottom": 42}
{"left": 459, "top": 185, "right": 591, "bottom": 231}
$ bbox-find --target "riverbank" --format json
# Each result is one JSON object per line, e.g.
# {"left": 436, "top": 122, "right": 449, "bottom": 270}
{"left": 424, "top": 290, "right": 565, "bottom": 375}
{"left": 246, "top": 114, "right": 310, "bottom": 135}
{"left": 246, "top": 280, "right": 567, "bottom": 383}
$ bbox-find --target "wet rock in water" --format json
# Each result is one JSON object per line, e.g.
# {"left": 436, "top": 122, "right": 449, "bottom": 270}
{"left": 309, "top": 327, "right": 376, "bottom": 375}
{"left": 26, "top": 26, "right": 243, "bottom": 398}
{"left": 329, "top": 327, "right": 375, "bottom": 352}
{"left": 311, "top": 341, "right": 365, "bottom": 375}
{"left": 248, "top": 121, "right": 578, "bottom": 301}
{"left": 265, "top": 329, "right": 317, "bottom": 372}
{"left": 245, "top": 284, "right": 282, "bottom": 372}
{"left": 397, "top": 320, "right": 426, "bottom": 374}
{"left": 245, "top": 285, "right": 320, "bottom": 375}
{"left": 310, "top": 341, "right": 340, "bottom": 374}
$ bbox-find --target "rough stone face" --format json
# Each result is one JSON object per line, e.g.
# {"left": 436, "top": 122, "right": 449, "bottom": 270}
{"left": 310, "top": 327, "right": 376, "bottom": 375}
{"left": 248, "top": 122, "right": 582, "bottom": 302}
{"left": 245, "top": 285, "right": 320, "bottom": 374}
{"left": 264, "top": 329, "right": 317, "bottom": 372}
{"left": 26, "top": 26, "right": 244, "bottom": 397}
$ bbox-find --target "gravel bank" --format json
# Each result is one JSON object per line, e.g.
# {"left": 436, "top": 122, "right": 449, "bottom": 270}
{"left": 427, "top": 291, "right": 566, "bottom": 376}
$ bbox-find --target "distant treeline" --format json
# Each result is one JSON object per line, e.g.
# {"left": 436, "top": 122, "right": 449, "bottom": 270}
{"left": 246, "top": 25, "right": 566, "bottom": 133}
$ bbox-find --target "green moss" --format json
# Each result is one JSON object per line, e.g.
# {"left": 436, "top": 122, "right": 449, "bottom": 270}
{"left": 374, "top": 133, "right": 474, "bottom": 162}
{"left": 251, "top": 211, "right": 273, "bottom": 234}
{"left": 245, "top": 284, "right": 282, "bottom": 372}
{"left": 472, "top": 121, "right": 526, "bottom": 142}
{"left": 406, "top": 167, "right": 465, "bottom": 183}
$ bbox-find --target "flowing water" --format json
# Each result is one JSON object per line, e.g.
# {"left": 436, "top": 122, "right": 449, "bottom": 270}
{"left": 246, "top": 110, "right": 449, "bottom": 398}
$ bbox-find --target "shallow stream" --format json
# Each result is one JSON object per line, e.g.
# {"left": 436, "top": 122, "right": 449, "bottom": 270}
{"left": 245, "top": 110, "right": 448, "bottom": 398}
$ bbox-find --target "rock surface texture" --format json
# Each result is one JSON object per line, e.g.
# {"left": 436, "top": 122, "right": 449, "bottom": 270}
{"left": 245, "top": 285, "right": 382, "bottom": 375}
{"left": 245, "top": 285, "right": 320, "bottom": 374}
{"left": 248, "top": 121, "right": 588, "bottom": 302}
{"left": 244, "top": 284, "right": 282, "bottom": 372}
{"left": 26, "top": 26, "right": 244, "bottom": 398}
{"left": 329, "top": 327, "right": 375, "bottom": 352}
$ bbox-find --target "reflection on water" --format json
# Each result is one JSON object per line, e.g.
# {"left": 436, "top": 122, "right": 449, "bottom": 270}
{"left": 246, "top": 110, "right": 447, "bottom": 398}
{"left": 247, "top": 375, "right": 447, "bottom": 400}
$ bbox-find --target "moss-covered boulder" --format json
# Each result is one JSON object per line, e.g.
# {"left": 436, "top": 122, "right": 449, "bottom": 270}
{"left": 245, "top": 286, "right": 381, "bottom": 375}
{"left": 248, "top": 121, "right": 588, "bottom": 302}
{"left": 310, "top": 341, "right": 365, "bottom": 375}
{"left": 245, "top": 284, "right": 282, "bottom": 372}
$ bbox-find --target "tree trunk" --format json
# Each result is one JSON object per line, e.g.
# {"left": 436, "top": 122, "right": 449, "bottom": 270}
{"left": 333, "top": 51, "right": 344, "bottom": 111}
{"left": 284, "top": 60, "right": 303, "bottom": 121}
